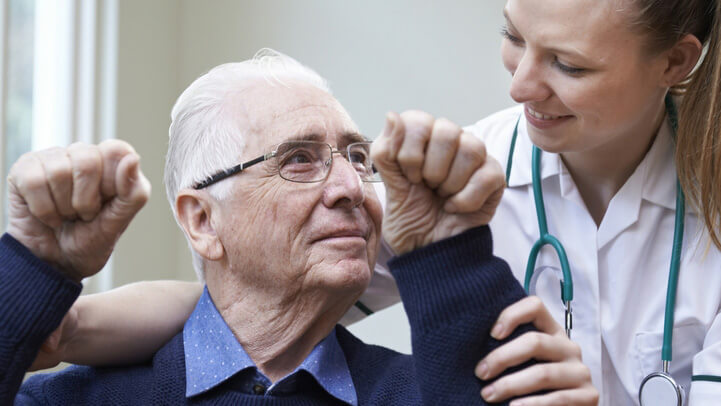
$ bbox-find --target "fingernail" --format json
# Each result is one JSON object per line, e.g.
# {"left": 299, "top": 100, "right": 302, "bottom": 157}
{"left": 510, "top": 400, "right": 524, "bottom": 406}
{"left": 491, "top": 323, "right": 503, "bottom": 339}
{"left": 477, "top": 361, "right": 488, "bottom": 379}
{"left": 481, "top": 384, "right": 495, "bottom": 401}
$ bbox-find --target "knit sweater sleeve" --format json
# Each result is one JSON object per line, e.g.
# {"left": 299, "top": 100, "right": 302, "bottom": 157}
{"left": 388, "top": 225, "right": 535, "bottom": 405}
{"left": 0, "top": 233, "right": 82, "bottom": 405}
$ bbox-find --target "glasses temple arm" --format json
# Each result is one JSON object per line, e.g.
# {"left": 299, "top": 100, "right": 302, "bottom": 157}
{"left": 193, "top": 153, "right": 271, "bottom": 189}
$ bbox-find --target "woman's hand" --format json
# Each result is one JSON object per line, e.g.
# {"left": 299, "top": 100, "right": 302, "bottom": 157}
{"left": 29, "top": 306, "right": 79, "bottom": 371}
{"left": 28, "top": 280, "right": 203, "bottom": 371}
{"left": 476, "top": 296, "right": 599, "bottom": 405}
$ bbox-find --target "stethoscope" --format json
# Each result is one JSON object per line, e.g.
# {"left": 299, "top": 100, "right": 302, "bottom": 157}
{"left": 506, "top": 96, "right": 719, "bottom": 405}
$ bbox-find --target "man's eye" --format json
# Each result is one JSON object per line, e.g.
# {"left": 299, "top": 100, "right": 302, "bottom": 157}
{"left": 349, "top": 151, "right": 368, "bottom": 163}
{"left": 284, "top": 150, "right": 315, "bottom": 165}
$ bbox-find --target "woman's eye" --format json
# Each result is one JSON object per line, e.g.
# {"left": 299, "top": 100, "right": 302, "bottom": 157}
{"left": 500, "top": 26, "right": 524, "bottom": 45}
{"left": 553, "top": 59, "right": 586, "bottom": 75}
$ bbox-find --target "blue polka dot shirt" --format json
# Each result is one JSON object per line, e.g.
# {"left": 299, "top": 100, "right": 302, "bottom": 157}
{"left": 183, "top": 287, "right": 357, "bottom": 405}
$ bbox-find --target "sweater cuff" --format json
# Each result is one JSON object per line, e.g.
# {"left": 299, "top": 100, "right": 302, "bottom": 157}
{"left": 0, "top": 233, "right": 82, "bottom": 340}
{"left": 389, "top": 226, "right": 524, "bottom": 332}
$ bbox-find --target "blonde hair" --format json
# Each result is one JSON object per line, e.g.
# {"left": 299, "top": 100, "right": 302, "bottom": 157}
{"left": 628, "top": 0, "right": 721, "bottom": 248}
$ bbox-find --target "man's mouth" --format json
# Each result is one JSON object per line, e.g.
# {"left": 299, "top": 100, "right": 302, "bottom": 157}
{"left": 312, "top": 226, "right": 369, "bottom": 244}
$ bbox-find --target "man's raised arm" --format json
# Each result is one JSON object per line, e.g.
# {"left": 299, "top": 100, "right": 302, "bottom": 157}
{"left": 372, "top": 111, "right": 597, "bottom": 405}
{"left": 0, "top": 140, "right": 149, "bottom": 403}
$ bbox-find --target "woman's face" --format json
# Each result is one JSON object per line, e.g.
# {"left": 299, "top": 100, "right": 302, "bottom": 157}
{"left": 501, "top": 0, "right": 669, "bottom": 154}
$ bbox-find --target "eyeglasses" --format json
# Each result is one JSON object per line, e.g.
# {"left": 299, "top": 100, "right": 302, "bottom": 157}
{"left": 193, "top": 140, "right": 382, "bottom": 189}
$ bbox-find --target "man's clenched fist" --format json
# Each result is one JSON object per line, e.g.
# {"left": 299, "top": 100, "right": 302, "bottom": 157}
{"left": 371, "top": 111, "right": 505, "bottom": 255}
{"left": 6, "top": 140, "right": 150, "bottom": 282}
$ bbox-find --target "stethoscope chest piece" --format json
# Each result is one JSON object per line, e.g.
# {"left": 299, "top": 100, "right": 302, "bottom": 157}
{"left": 639, "top": 372, "right": 684, "bottom": 406}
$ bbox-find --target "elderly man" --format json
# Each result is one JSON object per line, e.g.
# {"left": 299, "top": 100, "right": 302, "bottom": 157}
{"left": 1, "top": 52, "right": 531, "bottom": 404}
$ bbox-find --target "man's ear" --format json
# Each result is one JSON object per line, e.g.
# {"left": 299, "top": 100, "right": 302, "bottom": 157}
{"left": 660, "top": 33, "right": 704, "bottom": 87}
{"left": 176, "top": 190, "right": 224, "bottom": 261}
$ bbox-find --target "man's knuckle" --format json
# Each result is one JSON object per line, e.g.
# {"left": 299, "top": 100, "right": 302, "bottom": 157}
{"left": 424, "top": 173, "right": 445, "bottom": 187}
{"left": 100, "top": 139, "right": 135, "bottom": 159}
{"left": 456, "top": 146, "right": 483, "bottom": 170}
{"left": 401, "top": 109, "right": 435, "bottom": 122}
{"left": 73, "top": 194, "right": 99, "bottom": 211}
{"left": 33, "top": 204, "right": 57, "bottom": 221}
{"left": 73, "top": 156, "right": 101, "bottom": 180}
{"left": 462, "top": 133, "right": 486, "bottom": 156}
{"left": 67, "top": 141, "right": 88, "bottom": 150}
{"left": 370, "top": 139, "right": 387, "bottom": 160}
{"left": 15, "top": 152, "right": 36, "bottom": 168}
{"left": 21, "top": 173, "right": 48, "bottom": 193}
{"left": 46, "top": 165, "right": 73, "bottom": 185}
{"left": 397, "top": 150, "right": 423, "bottom": 167}
{"left": 434, "top": 118, "right": 462, "bottom": 137}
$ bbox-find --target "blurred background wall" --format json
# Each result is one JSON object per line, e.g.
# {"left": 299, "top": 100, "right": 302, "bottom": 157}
{"left": 3, "top": 0, "right": 512, "bottom": 356}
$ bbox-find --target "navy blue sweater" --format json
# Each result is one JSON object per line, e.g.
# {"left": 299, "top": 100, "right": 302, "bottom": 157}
{"left": 1, "top": 226, "right": 534, "bottom": 405}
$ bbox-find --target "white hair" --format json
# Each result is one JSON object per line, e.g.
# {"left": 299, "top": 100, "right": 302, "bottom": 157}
{"left": 164, "top": 48, "right": 331, "bottom": 281}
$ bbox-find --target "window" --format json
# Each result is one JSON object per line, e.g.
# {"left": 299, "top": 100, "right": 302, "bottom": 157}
{"left": 2, "top": 0, "right": 33, "bottom": 229}
{"left": 0, "top": 0, "right": 118, "bottom": 291}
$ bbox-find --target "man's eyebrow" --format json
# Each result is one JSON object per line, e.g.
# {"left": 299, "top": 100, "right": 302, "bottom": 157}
{"left": 283, "top": 132, "right": 369, "bottom": 144}
{"left": 284, "top": 133, "right": 326, "bottom": 143}
{"left": 339, "top": 132, "right": 370, "bottom": 145}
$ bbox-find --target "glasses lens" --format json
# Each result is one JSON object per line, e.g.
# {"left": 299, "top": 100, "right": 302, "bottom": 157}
{"left": 348, "top": 142, "right": 382, "bottom": 182}
{"left": 277, "top": 141, "right": 330, "bottom": 182}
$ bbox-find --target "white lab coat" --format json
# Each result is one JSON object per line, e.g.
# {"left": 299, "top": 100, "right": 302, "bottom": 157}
{"left": 349, "top": 105, "right": 721, "bottom": 405}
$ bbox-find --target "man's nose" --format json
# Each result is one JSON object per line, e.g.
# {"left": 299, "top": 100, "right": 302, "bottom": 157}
{"left": 508, "top": 52, "right": 551, "bottom": 103}
{"left": 322, "top": 155, "right": 365, "bottom": 210}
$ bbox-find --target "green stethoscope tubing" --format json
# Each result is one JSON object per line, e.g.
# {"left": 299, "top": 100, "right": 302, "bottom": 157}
{"left": 507, "top": 95, "right": 688, "bottom": 367}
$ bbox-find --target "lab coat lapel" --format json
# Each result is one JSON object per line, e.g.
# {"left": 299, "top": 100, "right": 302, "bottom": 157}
{"left": 597, "top": 117, "right": 677, "bottom": 249}
{"left": 641, "top": 119, "right": 680, "bottom": 212}
{"left": 506, "top": 116, "right": 562, "bottom": 188}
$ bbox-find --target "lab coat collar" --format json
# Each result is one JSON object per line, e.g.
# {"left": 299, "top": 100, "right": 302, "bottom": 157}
{"left": 505, "top": 115, "right": 564, "bottom": 188}
{"left": 506, "top": 113, "right": 679, "bottom": 211}
{"left": 596, "top": 117, "right": 679, "bottom": 249}
{"left": 640, "top": 117, "right": 681, "bottom": 211}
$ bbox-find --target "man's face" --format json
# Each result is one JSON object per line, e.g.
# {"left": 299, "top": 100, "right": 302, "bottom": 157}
{"left": 211, "top": 82, "right": 383, "bottom": 301}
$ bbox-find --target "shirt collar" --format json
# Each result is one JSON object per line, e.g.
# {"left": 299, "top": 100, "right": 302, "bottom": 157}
{"left": 505, "top": 111, "right": 680, "bottom": 211}
{"left": 183, "top": 287, "right": 357, "bottom": 405}
{"left": 505, "top": 112, "right": 565, "bottom": 188}
{"left": 640, "top": 117, "right": 682, "bottom": 211}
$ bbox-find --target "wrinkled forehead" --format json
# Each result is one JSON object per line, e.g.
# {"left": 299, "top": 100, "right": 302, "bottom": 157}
{"left": 228, "top": 81, "right": 360, "bottom": 154}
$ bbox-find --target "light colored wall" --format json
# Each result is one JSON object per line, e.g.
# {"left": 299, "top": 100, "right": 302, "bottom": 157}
{"left": 112, "top": 0, "right": 194, "bottom": 285}
{"left": 111, "top": 0, "right": 513, "bottom": 352}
